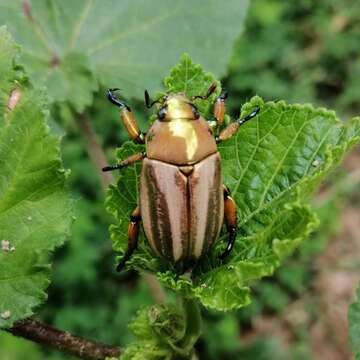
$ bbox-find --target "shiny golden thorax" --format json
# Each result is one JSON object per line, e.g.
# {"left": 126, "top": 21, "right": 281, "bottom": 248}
{"left": 161, "top": 94, "right": 197, "bottom": 121}
{"left": 146, "top": 94, "right": 217, "bottom": 166}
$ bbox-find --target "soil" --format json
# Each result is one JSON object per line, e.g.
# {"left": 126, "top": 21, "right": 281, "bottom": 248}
{"left": 242, "top": 147, "right": 360, "bottom": 360}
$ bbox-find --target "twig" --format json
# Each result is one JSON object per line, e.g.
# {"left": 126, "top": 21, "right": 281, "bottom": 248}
{"left": 75, "top": 112, "right": 166, "bottom": 304}
{"left": 75, "top": 113, "right": 113, "bottom": 190}
{"left": 8, "top": 318, "right": 121, "bottom": 360}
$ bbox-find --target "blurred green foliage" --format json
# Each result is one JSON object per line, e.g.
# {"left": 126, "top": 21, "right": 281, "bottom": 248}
{"left": 225, "top": 0, "right": 360, "bottom": 116}
{"left": 349, "top": 283, "right": 360, "bottom": 359}
{"left": 0, "top": 332, "right": 66, "bottom": 360}
{"left": 0, "top": 0, "right": 248, "bottom": 107}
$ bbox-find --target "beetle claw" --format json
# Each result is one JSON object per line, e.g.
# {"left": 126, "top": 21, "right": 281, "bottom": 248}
{"left": 219, "top": 90, "right": 228, "bottom": 100}
{"left": 116, "top": 259, "right": 127, "bottom": 272}
{"left": 220, "top": 225, "right": 237, "bottom": 260}
{"left": 107, "top": 88, "right": 130, "bottom": 110}
{"left": 238, "top": 106, "right": 260, "bottom": 125}
{"left": 102, "top": 164, "right": 122, "bottom": 172}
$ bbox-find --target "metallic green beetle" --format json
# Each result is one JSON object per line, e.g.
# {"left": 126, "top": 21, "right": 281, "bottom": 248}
{"left": 103, "top": 85, "right": 259, "bottom": 271}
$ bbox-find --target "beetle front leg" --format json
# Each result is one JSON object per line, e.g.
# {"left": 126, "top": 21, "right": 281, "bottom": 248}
{"left": 217, "top": 106, "right": 260, "bottom": 142}
{"left": 220, "top": 187, "right": 237, "bottom": 260}
{"left": 102, "top": 152, "right": 146, "bottom": 172}
{"left": 107, "top": 88, "right": 145, "bottom": 144}
{"left": 116, "top": 206, "right": 141, "bottom": 272}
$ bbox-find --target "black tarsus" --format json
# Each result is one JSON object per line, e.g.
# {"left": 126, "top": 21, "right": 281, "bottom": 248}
{"left": 102, "top": 164, "right": 123, "bottom": 172}
{"left": 102, "top": 151, "right": 146, "bottom": 172}
{"left": 220, "top": 225, "right": 237, "bottom": 260}
{"left": 192, "top": 82, "right": 217, "bottom": 101}
{"left": 116, "top": 212, "right": 141, "bottom": 272}
{"left": 116, "top": 250, "right": 133, "bottom": 272}
{"left": 238, "top": 106, "right": 260, "bottom": 126}
{"left": 219, "top": 90, "right": 228, "bottom": 100}
{"left": 107, "top": 88, "right": 130, "bottom": 111}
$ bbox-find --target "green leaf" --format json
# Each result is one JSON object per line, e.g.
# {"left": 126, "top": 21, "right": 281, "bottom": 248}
{"left": 0, "top": 27, "right": 72, "bottom": 328}
{"left": 164, "top": 54, "right": 221, "bottom": 116}
{"left": 0, "top": 27, "right": 27, "bottom": 114}
{"left": 0, "top": 0, "right": 249, "bottom": 110}
{"left": 121, "top": 300, "right": 201, "bottom": 360}
{"left": 106, "top": 55, "right": 360, "bottom": 311}
{"left": 349, "top": 284, "right": 360, "bottom": 360}
{"left": 0, "top": 331, "right": 65, "bottom": 360}
{"left": 41, "top": 52, "right": 98, "bottom": 113}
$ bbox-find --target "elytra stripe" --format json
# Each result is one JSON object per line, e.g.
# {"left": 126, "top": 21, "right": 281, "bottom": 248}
{"left": 140, "top": 160, "right": 164, "bottom": 257}
{"left": 140, "top": 159, "right": 188, "bottom": 262}
{"left": 203, "top": 155, "right": 223, "bottom": 254}
{"left": 145, "top": 163, "right": 173, "bottom": 259}
{"left": 189, "top": 153, "right": 224, "bottom": 259}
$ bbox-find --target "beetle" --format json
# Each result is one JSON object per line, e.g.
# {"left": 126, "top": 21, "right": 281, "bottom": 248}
{"left": 103, "top": 84, "right": 259, "bottom": 272}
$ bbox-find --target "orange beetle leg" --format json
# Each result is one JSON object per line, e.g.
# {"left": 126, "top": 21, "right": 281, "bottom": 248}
{"left": 220, "top": 186, "right": 237, "bottom": 260}
{"left": 107, "top": 88, "right": 145, "bottom": 144}
{"left": 116, "top": 206, "right": 141, "bottom": 271}
{"left": 217, "top": 106, "right": 260, "bottom": 143}
{"left": 102, "top": 152, "right": 146, "bottom": 172}
{"left": 214, "top": 90, "right": 228, "bottom": 126}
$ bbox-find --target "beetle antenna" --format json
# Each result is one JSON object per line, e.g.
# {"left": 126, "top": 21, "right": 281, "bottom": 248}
{"left": 219, "top": 90, "right": 228, "bottom": 100}
{"left": 144, "top": 89, "right": 162, "bottom": 108}
{"left": 238, "top": 106, "right": 260, "bottom": 125}
{"left": 144, "top": 89, "right": 151, "bottom": 108}
{"left": 192, "top": 83, "right": 217, "bottom": 101}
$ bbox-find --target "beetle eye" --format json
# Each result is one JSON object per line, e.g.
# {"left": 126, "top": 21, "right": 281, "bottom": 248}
{"left": 191, "top": 104, "right": 200, "bottom": 119}
{"left": 158, "top": 106, "right": 167, "bottom": 121}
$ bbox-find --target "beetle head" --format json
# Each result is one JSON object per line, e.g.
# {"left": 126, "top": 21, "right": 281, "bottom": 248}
{"left": 158, "top": 94, "right": 199, "bottom": 122}
{"left": 145, "top": 83, "right": 217, "bottom": 122}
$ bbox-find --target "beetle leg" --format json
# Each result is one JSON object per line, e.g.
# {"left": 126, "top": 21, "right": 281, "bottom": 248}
{"left": 107, "top": 88, "right": 145, "bottom": 144}
{"left": 220, "top": 186, "right": 237, "bottom": 260}
{"left": 217, "top": 106, "right": 260, "bottom": 143}
{"left": 116, "top": 206, "right": 141, "bottom": 271}
{"left": 213, "top": 90, "right": 228, "bottom": 126}
{"left": 102, "top": 152, "right": 146, "bottom": 172}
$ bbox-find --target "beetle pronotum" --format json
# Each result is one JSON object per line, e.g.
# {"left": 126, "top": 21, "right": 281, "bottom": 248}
{"left": 103, "top": 85, "right": 259, "bottom": 272}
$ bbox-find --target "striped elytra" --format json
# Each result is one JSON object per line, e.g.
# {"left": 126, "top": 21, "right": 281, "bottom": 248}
{"left": 139, "top": 99, "right": 225, "bottom": 268}
{"left": 140, "top": 152, "right": 224, "bottom": 266}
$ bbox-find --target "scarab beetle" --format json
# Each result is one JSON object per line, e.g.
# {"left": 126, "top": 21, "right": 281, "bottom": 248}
{"left": 103, "top": 84, "right": 259, "bottom": 271}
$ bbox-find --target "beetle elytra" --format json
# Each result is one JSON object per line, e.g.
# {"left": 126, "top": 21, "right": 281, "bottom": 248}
{"left": 103, "top": 85, "right": 260, "bottom": 271}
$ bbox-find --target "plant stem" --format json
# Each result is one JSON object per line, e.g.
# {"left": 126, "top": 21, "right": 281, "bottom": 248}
{"left": 8, "top": 318, "right": 121, "bottom": 360}
{"left": 75, "top": 112, "right": 166, "bottom": 304}
{"left": 182, "top": 297, "right": 202, "bottom": 351}
{"left": 171, "top": 297, "right": 202, "bottom": 359}
{"left": 75, "top": 113, "right": 113, "bottom": 191}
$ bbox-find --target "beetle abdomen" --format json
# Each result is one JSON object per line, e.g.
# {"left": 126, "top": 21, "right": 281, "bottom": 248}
{"left": 140, "top": 153, "right": 224, "bottom": 265}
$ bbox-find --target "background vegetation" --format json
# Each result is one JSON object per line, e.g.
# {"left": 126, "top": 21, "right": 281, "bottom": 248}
{"left": 1, "top": 0, "right": 359, "bottom": 359}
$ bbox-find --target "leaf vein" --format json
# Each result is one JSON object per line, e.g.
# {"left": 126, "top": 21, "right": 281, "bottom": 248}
{"left": 232, "top": 109, "right": 284, "bottom": 196}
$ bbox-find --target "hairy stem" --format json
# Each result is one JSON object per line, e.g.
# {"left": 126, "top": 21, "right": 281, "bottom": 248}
{"left": 170, "top": 298, "right": 202, "bottom": 359}
{"left": 8, "top": 318, "right": 121, "bottom": 360}
{"left": 182, "top": 298, "right": 202, "bottom": 351}
{"left": 75, "top": 112, "right": 166, "bottom": 304}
